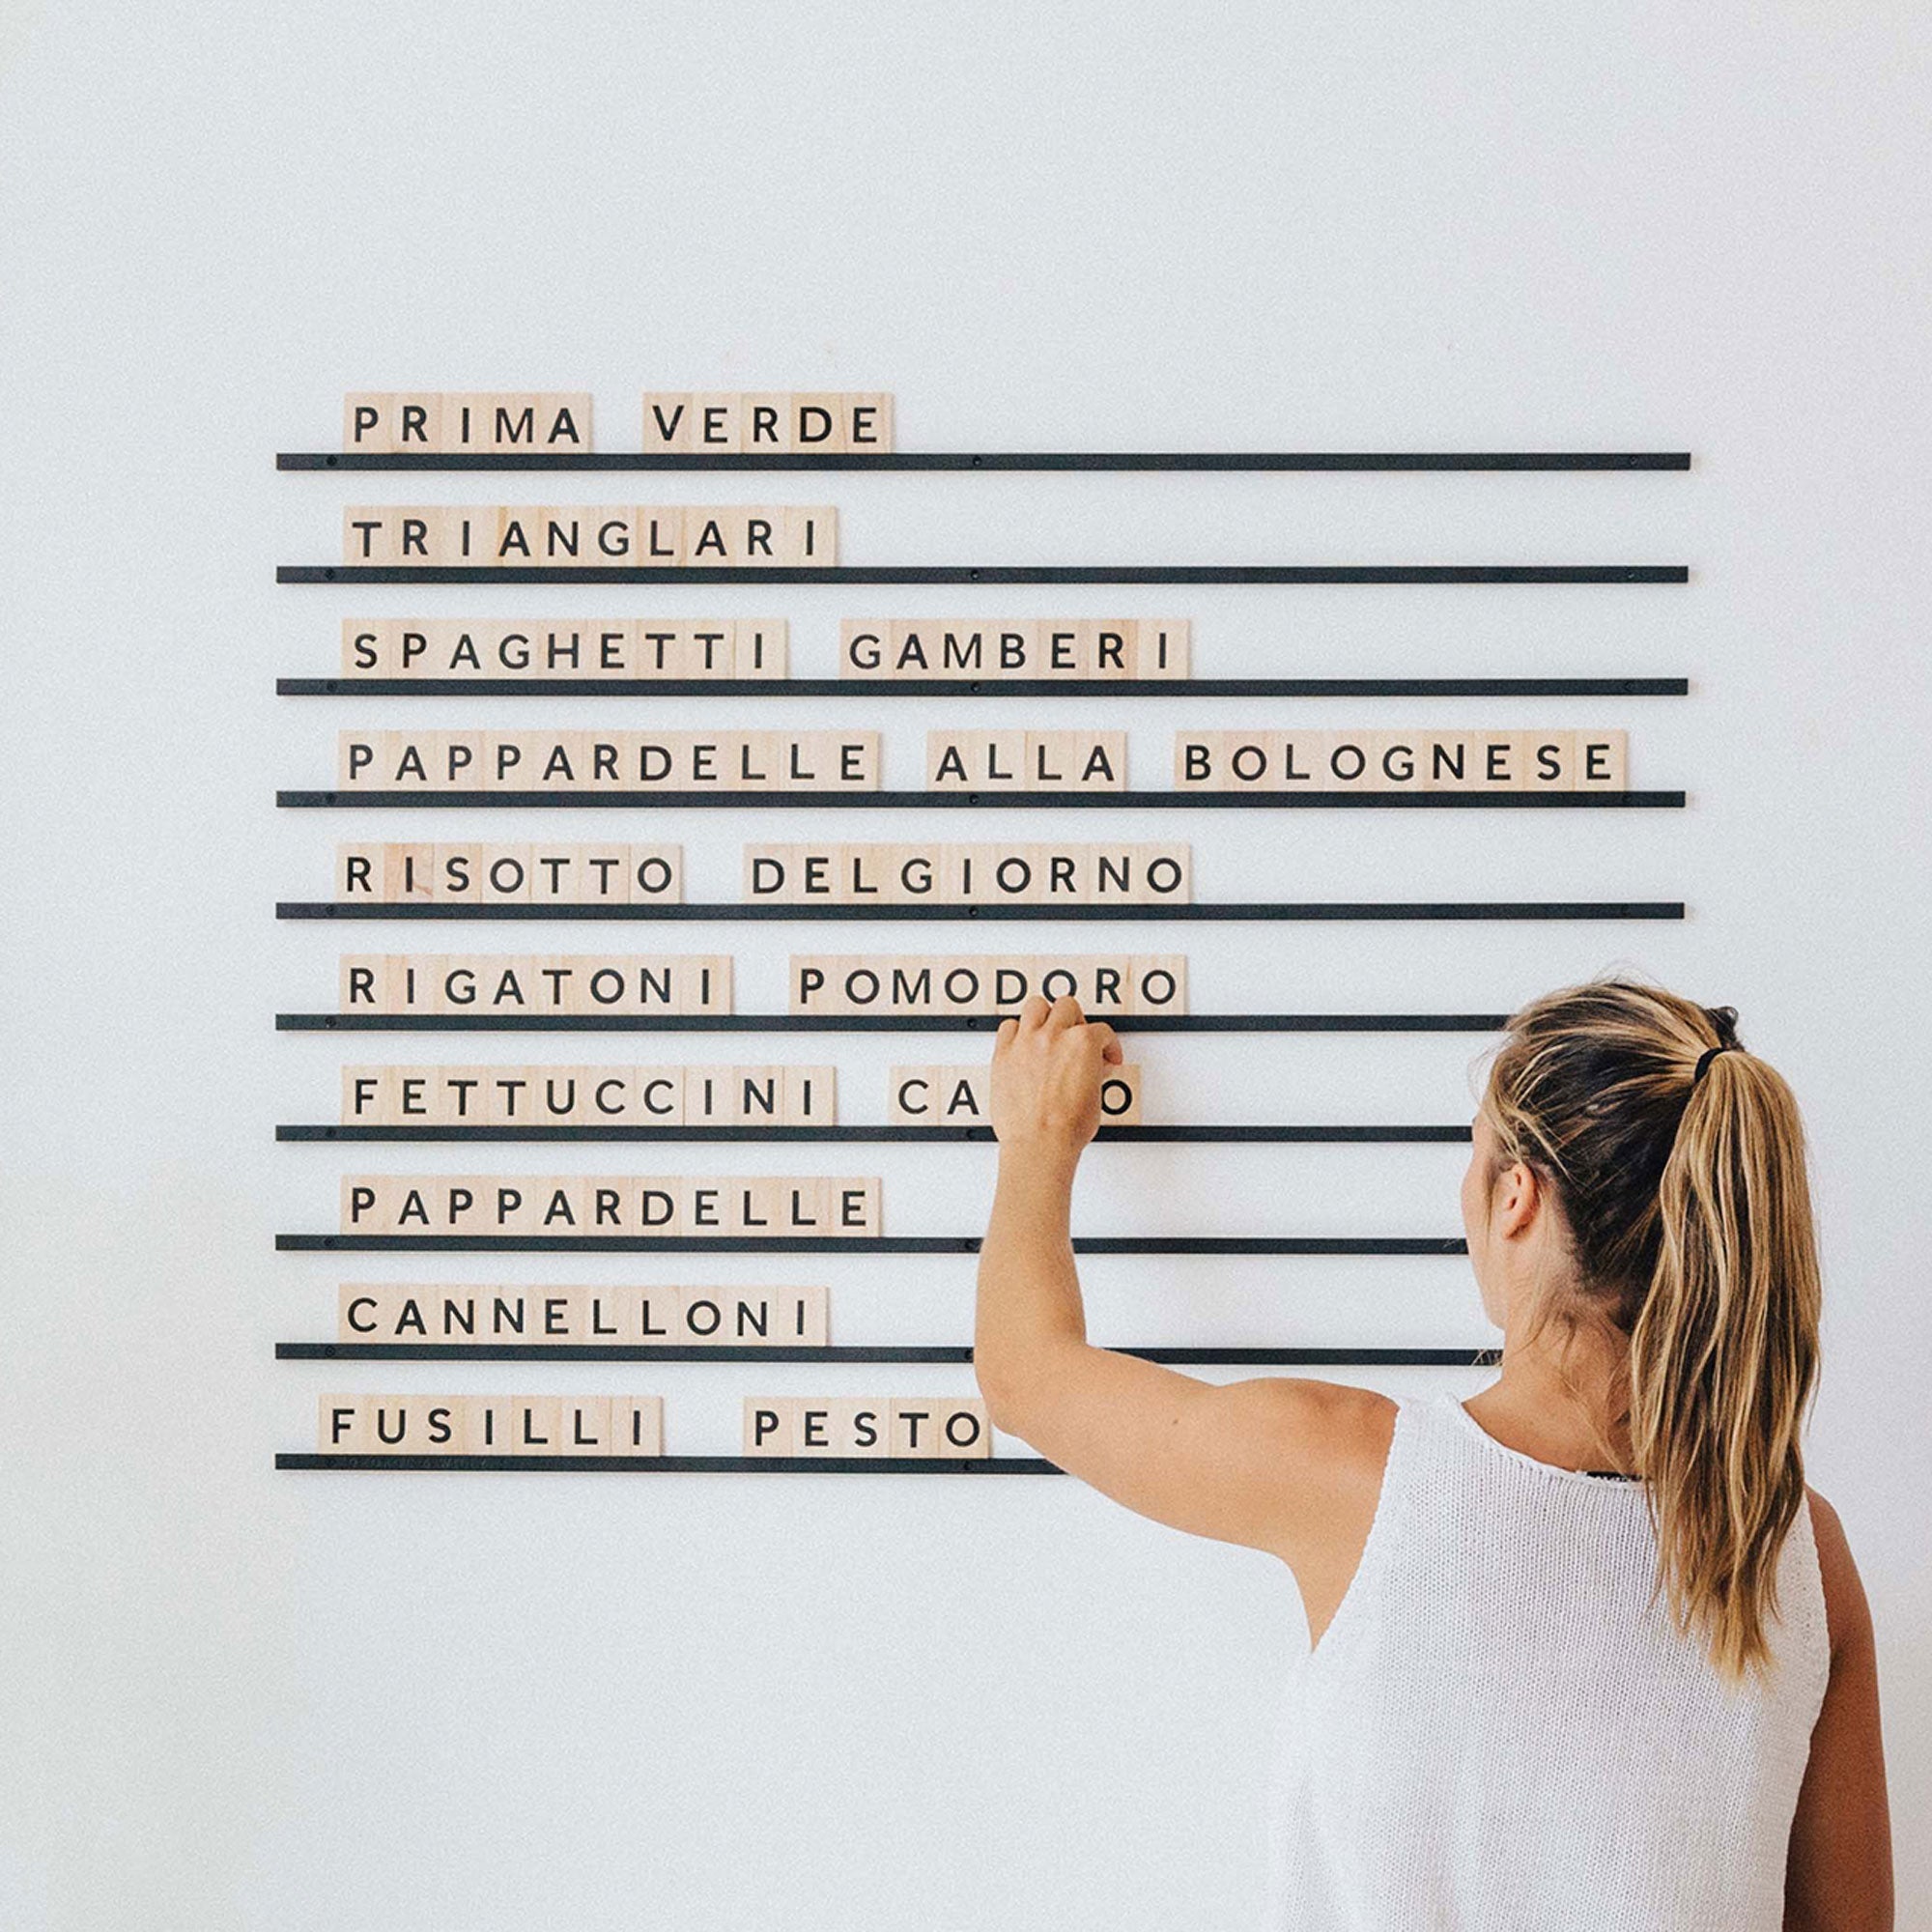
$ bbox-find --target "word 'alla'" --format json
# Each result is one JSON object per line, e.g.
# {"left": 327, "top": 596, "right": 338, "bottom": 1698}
{"left": 340, "top": 955, "right": 732, "bottom": 1014}
{"left": 319, "top": 1392, "right": 662, "bottom": 1456}
{"left": 343, "top": 505, "right": 836, "bottom": 568}
{"left": 1175, "top": 730, "right": 1630, "bottom": 790}
{"left": 341, "top": 1174, "right": 881, "bottom": 1236}
{"left": 339, "top": 1283, "right": 829, "bottom": 1347}
{"left": 342, "top": 1065, "right": 836, "bottom": 1126}
{"left": 746, "top": 1397, "right": 990, "bottom": 1459}
{"left": 341, "top": 618, "right": 787, "bottom": 679}
{"left": 336, "top": 845, "right": 681, "bottom": 904}
{"left": 745, "top": 844, "right": 1189, "bottom": 904}
{"left": 841, "top": 619, "right": 1189, "bottom": 679}
{"left": 790, "top": 954, "right": 1185, "bottom": 1015}
{"left": 339, "top": 731, "right": 880, "bottom": 791}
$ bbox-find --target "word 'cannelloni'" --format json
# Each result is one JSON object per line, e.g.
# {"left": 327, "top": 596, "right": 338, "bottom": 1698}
{"left": 339, "top": 1283, "right": 830, "bottom": 1346}
{"left": 340, "top": 955, "right": 732, "bottom": 1014}
{"left": 841, "top": 619, "right": 1188, "bottom": 680}
{"left": 746, "top": 844, "right": 1190, "bottom": 904}
{"left": 1176, "top": 729, "right": 1630, "bottom": 790}
{"left": 320, "top": 1393, "right": 663, "bottom": 1456}
{"left": 342, "top": 1065, "right": 836, "bottom": 1126}
{"left": 342, "top": 619, "right": 787, "bottom": 680}
{"left": 790, "top": 955, "right": 1186, "bottom": 1014}
{"left": 336, "top": 845, "right": 682, "bottom": 903}
{"left": 343, "top": 506, "right": 836, "bottom": 568}
{"left": 338, "top": 731, "right": 880, "bottom": 791}
{"left": 341, "top": 1175, "right": 881, "bottom": 1236}
{"left": 746, "top": 1397, "right": 990, "bottom": 1458}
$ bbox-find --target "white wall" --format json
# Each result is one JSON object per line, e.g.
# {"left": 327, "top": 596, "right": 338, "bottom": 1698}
{"left": 3, "top": 4, "right": 1928, "bottom": 1926}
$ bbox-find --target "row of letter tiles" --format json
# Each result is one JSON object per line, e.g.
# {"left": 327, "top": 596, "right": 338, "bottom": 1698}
{"left": 338, "top": 731, "right": 879, "bottom": 790}
{"left": 840, "top": 619, "right": 1187, "bottom": 678}
{"left": 887, "top": 1064, "right": 1141, "bottom": 1124}
{"left": 320, "top": 1392, "right": 660, "bottom": 1454}
{"left": 340, "top": 956, "right": 732, "bottom": 1014}
{"left": 341, "top": 1065, "right": 836, "bottom": 1126}
{"left": 343, "top": 393, "right": 592, "bottom": 452}
{"left": 745, "top": 1398, "right": 990, "bottom": 1458}
{"left": 340, "top": 1176, "right": 881, "bottom": 1236}
{"left": 343, "top": 506, "right": 835, "bottom": 568}
{"left": 789, "top": 955, "right": 1187, "bottom": 1015}
{"left": 642, "top": 393, "right": 893, "bottom": 452}
{"left": 343, "top": 619, "right": 787, "bottom": 678}
{"left": 338, "top": 1284, "right": 830, "bottom": 1347}
{"left": 1174, "top": 730, "right": 1629, "bottom": 790}
{"left": 743, "top": 844, "right": 1191, "bottom": 904}
{"left": 337, "top": 846, "right": 681, "bottom": 903}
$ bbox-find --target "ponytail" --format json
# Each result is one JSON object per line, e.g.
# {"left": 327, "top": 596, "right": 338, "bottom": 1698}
{"left": 1476, "top": 978, "right": 1824, "bottom": 1686}
{"left": 1628, "top": 1040, "right": 1822, "bottom": 1685}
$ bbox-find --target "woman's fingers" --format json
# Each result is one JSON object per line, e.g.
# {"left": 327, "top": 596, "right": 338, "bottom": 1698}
{"left": 1043, "top": 995, "right": 1087, "bottom": 1033}
{"left": 1086, "top": 1021, "right": 1124, "bottom": 1066}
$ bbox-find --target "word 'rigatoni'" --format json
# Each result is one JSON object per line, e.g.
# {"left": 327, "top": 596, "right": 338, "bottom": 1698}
{"left": 745, "top": 1397, "right": 990, "bottom": 1458}
{"left": 643, "top": 392, "right": 892, "bottom": 452}
{"left": 319, "top": 1393, "right": 662, "bottom": 1456}
{"left": 338, "top": 731, "right": 879, "bottom": 792}
{"left": 842, "top": 619, "right": 1187, "bottom": 680}
{"left": 341, "top": 1065, "right": 835, "bottom": 1126}
{"left": 336, "top": 845, "right": 681, "bottom": 904}
{"left": 339, "top": 1283, "right": 829, "bottom": 1347}
{"left": 927, "top": 732, "right": 1125, "bottom": 790}
{"left": 889, "top": 1065, "right": 1141, "bottom": 1125}
{"left": 341, "top": 1175, "right": 881, "bottom": 1236}
{"left": 1175, "top": 730, "right": 1630, "bottom": 790}
{"left": 343, "top": 392, "right": 591, "bottom": 452}
{"left": 790, "top": 955, "right": 1186, "bottom": 1015}
{"left": 343, "top": 505, "right": 836, "bottom": 568}
{"left": 340, "top": 955, "right": 731, "bottom": 1015}
{"left": 745, "top": 844, "right": 1189, "bottom": 905}
{"left": 341, "top": 618, "right": 787, "bottom": 680}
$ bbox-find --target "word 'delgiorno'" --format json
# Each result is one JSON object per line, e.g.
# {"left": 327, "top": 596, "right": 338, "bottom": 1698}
{"left": 336, "top": 844, "right": 682, "bottom": 904}
{"left": 745, "top": 1397, "right": 990, "bottom": 1459}
{"left": 343, "top": 505, "right": 836, "bottom": 568}
{"left": 790, "top": 955, "right": 1186, "bottom": 1015}
{"left": 890, "top": 1065, "right": 1141, "bottom": 1124}
{"left": 341, "top": 1065, "right": 836, "bottom": 1127}
{"left": 319, "top": 1393, "right": 663, "bottom": 1457}
{"left": 745, "top": 844, "right": 1189, "bottom": 904}
{"left": 341, "top": 618, "right": 788, "bottom": 680}
{"left": 1175, "top": 729, "right": 1630, "bottom": 791}
{"left": 339, "top": 955, "right": 732, "bottom": 1015}
{"left": 343, "top": 392, "right": 592, "bottom": 452}
{"left": 338, "top": 731, "right": 880, "bottom": 792}
{"left": 642, "top": 391, "right": 893, "bottom": 452}
{"left": 841, "top": 619, "right": 1188, "bottom": 680}
{"left": 341, "top": 1174, "right": 882, "bottom": 1236}
{"left": 339, "top": 1283, "right": 830, "bottom": 1348}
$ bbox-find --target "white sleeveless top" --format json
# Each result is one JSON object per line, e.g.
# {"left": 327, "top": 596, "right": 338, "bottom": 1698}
{"left": 1263, "top": 1389, "right": 1831, "bottom": 1929}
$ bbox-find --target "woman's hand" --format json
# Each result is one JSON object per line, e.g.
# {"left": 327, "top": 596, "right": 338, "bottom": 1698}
{"left": 989, "top": 994, "right": 1123, "bottom": 1171}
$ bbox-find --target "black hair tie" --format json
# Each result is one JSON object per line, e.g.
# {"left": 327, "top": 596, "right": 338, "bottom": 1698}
{"left": 1692, "top": 1041, "right": 1741, "bottom": 1085}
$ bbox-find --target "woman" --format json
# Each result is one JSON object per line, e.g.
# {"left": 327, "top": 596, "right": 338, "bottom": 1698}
{"left": 975, "top": 975, "right": 1891, "bottom": 1928}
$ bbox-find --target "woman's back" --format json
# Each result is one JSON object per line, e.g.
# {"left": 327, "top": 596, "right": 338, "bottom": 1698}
{"left": 1264, "top": 1389, "right": 1833, "bottom": 1929}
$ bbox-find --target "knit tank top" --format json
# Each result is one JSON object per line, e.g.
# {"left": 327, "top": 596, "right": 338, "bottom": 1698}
{"left": 1262, "top": 1389, "right": 1831, "bottom": 1929}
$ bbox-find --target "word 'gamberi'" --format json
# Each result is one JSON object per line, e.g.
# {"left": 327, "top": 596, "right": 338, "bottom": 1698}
{"left": 842, "top": 618, "right": 1187, "bottom": 679}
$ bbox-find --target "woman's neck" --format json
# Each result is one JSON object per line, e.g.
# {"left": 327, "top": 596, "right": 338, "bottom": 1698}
{"left": 1467, "top": 1315, "right": 1638, "bottom": 1475}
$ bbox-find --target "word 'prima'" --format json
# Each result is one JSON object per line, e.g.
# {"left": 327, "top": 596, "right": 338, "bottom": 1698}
{"left": 339, "top": 1283, "right": 828, "bottom": 1347}
{"left": 342, "top": 1065, "right": 835, "bottom": 1127}
{"left": 336, "top": 845, "right": 681, "bottom": 904}
{"left": 790, "top": 955, "right": 1186, "bottom": 1015}
{"left": 1176, "top": 729, "right": 1630, "bottom": 790}
{"left": 341, "top": 1174, "right": 881, "bottom": 1236}
{"left": 344, "top": 392, "right": 591, "bottom": 452}
{"left": 319, "top": 1393, "right": 662, "bottom": 1456}
{"left": 344, "top": 505, "right": 836, "bottom": 568}
{"left": 339, "top": 730, "right": 879, "bottom": 792}
{"left": 842, "top": 618, "right": 1187, "bottom": 680}
{"left": 745, "top": 844, "right": 1189, "bottom": 904}
{"left": 643, "top": 392, "right": 892, "bottom": 452}
{"left": 747, "top": 1397, "right": 990, "bottom": 1459}
{"left": 890, "top": 1065, "right": 1141, "bottom": 1124}
{"left": 340, "top": 955, "right": 731, "bottom": 1014}
{"left": 342, "top": 618, "right": 787, "bottom": 680}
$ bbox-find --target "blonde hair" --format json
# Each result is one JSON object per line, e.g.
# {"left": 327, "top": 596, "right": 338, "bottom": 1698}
{"left": 1474, "top": 973, "right": 1822, "bottom": 1685}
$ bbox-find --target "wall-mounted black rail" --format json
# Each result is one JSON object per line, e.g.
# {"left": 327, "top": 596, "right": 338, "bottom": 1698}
{"left": 277, "top": 1122, "right": 1473, "bottom": 1145}
{"left": 277, "top": 1452, "right": 1063, "bottom": 1472}
{"left": 278, "top": 1011, "right": 1511, "bottom": 1034}
{"left": 279, "top": 1235, "right": 1468, "bottom": 1255}
{"left": 279, "top": 451, "right": 1690, "bottom": 472}
{"left": 279, "top": 1343, "right": 1499, "bottom": 1365}
{"left": 279, "top": 675, "right": 1692, "bottom": 698}
{"left": 278, "top": 900, "right": 1683, "bottom": 923}
{"left": 281, "top": 564, "right": 1687, "bottom": 586}
{"left": 279, "top": 788, "right": 1687, "bottom": 810}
